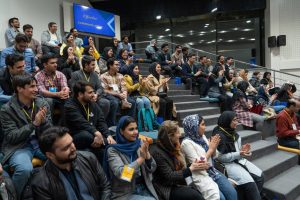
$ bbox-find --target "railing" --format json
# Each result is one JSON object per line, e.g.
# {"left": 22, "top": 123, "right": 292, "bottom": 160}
{"left": 131, "top": 40, "right": 300, "bottom": 96}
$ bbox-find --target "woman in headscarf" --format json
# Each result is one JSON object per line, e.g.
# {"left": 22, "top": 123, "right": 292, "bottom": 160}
{"left": 145, "top": 62, "right": 176, "bottom": 120}
{"left": 182, "top": 114, "right": 238, "bottom": 200}
{"left": 58, "top": 45, "right": 80, "bottom": 80}
{"left": 232, "top": 81, "right": 267, "bottom": 130}
{"left": 82, "top": 45, "right": 101, "bottom": 74}
{"left": 277, "top": 82, "right": 297, "bottom": 103}
{"left": 208, "top": 65, "right": 232, "bottom": 112}
{"left": 99, "top": 47, "right": 114, "bottom": 74}
{"left": 150, "top": 120, "right": 205, "bottom": 200}
{"left": 223, "top": 69, "right": 237, "bottom": 97}
{"left": 212, "top": 111, "right": 264, "bottom": 200}
{"left": 236, "top": 69, "right": 257, "bottom": 96}
{"left": 118, "top": 49, "right": 132, "bottom": 75}
{"left": 124, "top": 64, "right": 151, "bottom": 112}
{"left": 104, "top": 116, "right": 158, "bottom": 200}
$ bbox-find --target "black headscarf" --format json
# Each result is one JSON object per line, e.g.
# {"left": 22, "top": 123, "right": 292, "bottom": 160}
{"left": 127, "top": 64, "right": 139, "bottom": 84}
{"left": 232, "top": 81, "right": 249, "bottom": 103}
{"left": 149, "top": 62, "right": 160, "bottom": 81}
{"left": 101, "top": 47, "right": 113, "bottom": 61}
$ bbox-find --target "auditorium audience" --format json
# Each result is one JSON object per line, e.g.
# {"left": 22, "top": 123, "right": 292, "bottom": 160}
{"left": 5, "top": 17, "right": 20, "bottom": 47}
{"left": 1, "top": 33, "right": 38, "bottom": 73}
{"left": 99, "top": 47, "right": 114, "bottom": 74}
{"left": 171, "top": 45, "right": 184, "bottom": 67}
{"left": 118, "top": 35, "right": 134, "bottom": 56}
{"left": 60, "top": 33, "right": 82, "bottom": 58}
{"left": 276, "top": 99, "right": 300, "bottom": 149}
{"left": 224, "top": 57, "right": 234, "bottom": 72}
{"left": 82, "top": 45, "right": 101, "bottom": 75}
{"left": 112, "top": 37, "right": 119, "bottom": 58}
{"left": 236, "top": 69, "right": 257, "bottom": 96}
{"left": 215, "top": 55, "right": 225, "bottom": 71}
{"left": 0, "top": 74, "right": 52, "bottom": 199}
{"left": 41, "top": 22, "right": 62, "bottom": 55}
{"left": 212, "top": 111, "right": 264, "bottom": 200}
{"left": 23, "top": 24, "right": 43, "bottom": 65}
{"left": 150, "top": 120, "right": 205, "bottom": 200}
{"left": 104, "top": 116, "right": 158, "bottom": 200}
{"left": 156, "top": 43, "right": 174, "bottom": 77}
{"left": 70, "top": 27, "right": 83, "bottom": 48}
{"left": 64, "top": 81, "right": 115, "bottom": 162}
{"left": 146, "top": 62, "right": 176, "bottom": 120}
{"left": 70, "top": 55, "right": 111, "bottom": 119}
{"left": 0, "top": 54, "right": 26, "bottom": 105}
{"left": 182, "top": 114, "right": 238, "bottom": 200}
{"left": 145, "top": 39, "right": 158, "bottom": 61}
{"left": 277, "top": 82, "right": 296, "bottom": 103}
{"left": 124, "top": 64, "right": 151, "bottom": 112}
{"left": 249, "top": 71, "right": 261, "bottom": 90}
{"left": 182, "top": 46, "right": 189, "bottom": 64}
{"left": 118, "top": 49, "right": 132, "bottom": 75}
{"left": 100, "top": 58, "right": 136, "bottom": 126}
{"left": 31, "top": 126, "right": 111, "bottom": 199}
{"left": 224, "top": 69, "right": 237, "bottom": 97}
{"left": 58, "top": 45, "right": 81, "bottom": 80}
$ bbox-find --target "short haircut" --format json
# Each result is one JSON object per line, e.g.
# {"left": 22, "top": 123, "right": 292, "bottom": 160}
{"left": 118, "top": 48, "right": 128, "bottom": 58}
{"left": 73, "top": 80, "right": 93, "bottom": 98}
{"left": 182, "top": 47, "right": 189, "bottom": 51}
{"left": 12, "top": 74, "right": 36, "bottom": 93}
{"left": 175, "top": 45, "right": 182, "bottom": 49}
{"left": 217, "top": 55, "right": 224, "bottom": 61}
{"left": 122, "top": 35, "right": 128, "bottom": 41}
{"left": 41, "top": 54, "right": 57, "bottom": 65}
{"left": 5, "top": 54, "right": 24, "bottom": 67}
{"left": 199, "top": 56, "right": 207, "bottom": 60}
{"left": 187, "top": 53, "right": 196, "bottom": 59}
{"left": 253, "top": 71, "right": 260, "bottom": 76}
{"left": 15, "top": 34, "right": 29, "bottom": 43}
{"left": 226, "top": 56, "right": 233, "bottom": 61}
{"left": 107, "top": 57, "right": 117, "bottom": 70}
{"left": 8, "top": 17, "right": 18, "bottom": 26}
{"left": 48, "top": 22, "right": 57, "bottom": 29}
{"left": 287, "top": 99, "right": 297, "bottom": 108}
{"left": 39, "top": 126, "right": 69, "bottom": 154}
{"left": 23, "top": 24, "right": 33, "bottom": 32}
{"left": 161, "top": 43, "right": 168, "bottom": 49}
{"left": 81, "top": 55, "right": 95, "bottom": 69}
{"left": 70, "top": 27, "right": 76, "bottom": 33}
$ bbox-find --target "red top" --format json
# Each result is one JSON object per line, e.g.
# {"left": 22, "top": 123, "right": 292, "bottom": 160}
{"left": 276, "top": 109, "right": 300, "bottom": 138}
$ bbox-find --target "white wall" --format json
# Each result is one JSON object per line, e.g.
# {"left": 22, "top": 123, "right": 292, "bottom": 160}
{"left": 0, "top": 0, "right": 120, "bottom": 50}
{"left": 265, "top": 0, "right": 300, "bottom": 74}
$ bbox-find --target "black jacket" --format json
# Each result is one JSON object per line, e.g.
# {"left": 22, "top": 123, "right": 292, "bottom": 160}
{"left": 31, "top": 151, "right": 111, "bottom": 200}
{"left": 64, "top": 97, "right": 110, "bottom": 137}
{"left": 157, "top": 51, "right": 171, "bottom": 66}
{"left": 0, "top": 67, "right": 14, "bottom": 95}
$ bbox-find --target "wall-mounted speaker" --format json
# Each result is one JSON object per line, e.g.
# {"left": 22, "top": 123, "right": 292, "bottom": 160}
{"left": 277, "top": 35, "right": 286, "bottom": 47}
{"left": 268, "top": 36, "right": 276, "bottom": 48}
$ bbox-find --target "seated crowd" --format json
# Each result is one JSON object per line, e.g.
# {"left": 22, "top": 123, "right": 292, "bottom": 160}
{"left": 0, "top": 16, "right": 299, "bottom": 200}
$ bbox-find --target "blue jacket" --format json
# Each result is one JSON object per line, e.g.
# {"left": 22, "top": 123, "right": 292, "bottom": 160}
{"left": 0, "top": 47, "right": 36, "bottom": 73}
{"left": 5, "top": 27, "right": 20, "bottom": 47}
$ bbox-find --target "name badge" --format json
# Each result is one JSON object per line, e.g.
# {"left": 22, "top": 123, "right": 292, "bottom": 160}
{"left": 120, "top": 165, "right": 135, "bottom": 182}
{"left": 219, "top": 82, "right": 223, "bottom": 87}
{"left": 292, "top": 123, "right": 297, "bottom": 130}
{"left": 112, "top": 84, "right": 119, "bottom": 92}
{"left": 49, "top": 87, "right": 57, "bottom": 92}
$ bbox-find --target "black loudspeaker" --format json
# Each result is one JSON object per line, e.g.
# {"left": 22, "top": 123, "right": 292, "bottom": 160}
{"left": 251, "top": 48, "right": 256, "bottom": 57}
{"left": 268, "top": 36, "right": 276, "bottom": 48}
{"left": 277, "top": 35, "right": 286, "bottom": 47}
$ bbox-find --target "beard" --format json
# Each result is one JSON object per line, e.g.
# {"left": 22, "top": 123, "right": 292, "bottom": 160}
{"left": 55, "top": 152, "right": 77, "bottom": 164}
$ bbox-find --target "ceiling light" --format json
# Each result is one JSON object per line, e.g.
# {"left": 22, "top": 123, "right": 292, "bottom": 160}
{"left": 219, "top": 30, "right": 227, "bottom": 33}
{"left": 233, "top": 27, "right": 239, "bottom": 31}
{"left": 204, "top": 26, "right": 208, "bottom": 28}
{"left": 158, "top": 35, "right": 164, "bottom": 38}
{"left": 168, "top": 34, "right": 172, "bottom": 37}
{"left": 156, "top": 15, "right": 161, "bottom": 20}
{"left": 188, "top": 42, "right": 194, "bottom": 45}
{"left": 227, "top": 40, "right": 235, "bottom": 42}
{"left": 242, "top": 29, "right": 252, "bottom": 31}
{"left": 240, "top": 37, "right": 245, "bottom": 40}
{"left": 211, "top": 7, "right": 218, "bottom": 12}
{"left": 250, "top": 38, "right": 255, "bottom": 41}
{"left": 165, "top": 28, "right": 170, "bottom": 32}
{"left": 176, "top": 34, "right": 184, "bottom": 38}
{"left": 205, "top": 24, "right": 209, "bottom": 26}
{"left": 199, "top": 33, "right": 204, "bottom": 36}
{"left": 200, "top": 31, "right": 206, "bottom": 34}
{"left": 246, "top": 20, "right": 251, "bottom": 23}
{"left": 218, "top": 38, "right": 223, "bottom": 41}
{"left": 211, "top": 29, "right": 216, "bottom": 32}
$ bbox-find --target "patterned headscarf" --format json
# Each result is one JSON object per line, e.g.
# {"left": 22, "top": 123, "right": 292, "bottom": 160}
{"left": 182, "top": 114, "right": 209, "bottom": 152}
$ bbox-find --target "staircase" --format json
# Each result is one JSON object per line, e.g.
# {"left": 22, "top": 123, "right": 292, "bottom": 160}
{"left": 138, "top": 63, "right": 300, "bottom": 200}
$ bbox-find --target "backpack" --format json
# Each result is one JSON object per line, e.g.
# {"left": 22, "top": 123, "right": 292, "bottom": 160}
{"left": 137, "top": 108, "right": 160, "bottom": 132}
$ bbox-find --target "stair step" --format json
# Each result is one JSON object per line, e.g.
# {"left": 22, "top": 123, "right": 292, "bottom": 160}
{"left": 252, "top": 151, "right": 298, "bottom": 182}
{"left": 179, "top": 114, "right": 220, "bottom": 126}
{"left": 175, "top": 101, "right": 219, "bottom": 110}
{"left": 177, "top": 107, "right": 220, "bottom": 120}
{"left": 169, "top": 95, "right": 201, "bottom": 102}
{"left": 247, "top": 139, "right": 277, "bottom": 161}
{"left": 238, "top": 130, "right": 262, "bottom": 144}
{"left": 168, "top": 90, "right": 191, "bottom": 96}
{"left": 263, "top": 166, "right": 300, "bottom": 200}
{"left": 169, "top": 84, "right": 186, "bottom": 90}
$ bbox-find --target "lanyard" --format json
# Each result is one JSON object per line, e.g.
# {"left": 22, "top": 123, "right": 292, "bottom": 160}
{"left": 283, "top": 109, "right": 295, "bottom": 124}
{"left": 22, "top": 101, "right": 35, "bottom": 122}
{"left": 219, "top": 126, "right": 235, "bottom": 141}
{"left": 46, "top": 73, "right": 56, "bottom": 87}
{"left": 82, "top": 70, "right": 90, "bottom": 82}
{"left": 81, "top": 103, "right": 90, "bottom": 121}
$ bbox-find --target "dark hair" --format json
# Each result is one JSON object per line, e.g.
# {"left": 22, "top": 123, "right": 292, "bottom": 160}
{"left": 8, "top": 17, "right": 18, "bottom": 26}
{"left": 23, "top": 24, "right": 33, "bottom": 32}
{"left": 263, "top": 72, "right": 271, "bottom": 79}
{"left": 62, "top": 45, "right": 73, "bottom": 59}
{"left": 161, "top": 43, "right": 168, "bottom": 49}
{"left": 175, "top": 45, "right": 182, "bottom": 49}
{"left": 48, "top": 22, "right": 57, "bottom": 29}
{"left": 81, "top": 55, "right": 95, "bottom": 69}
{"left": 70, "top": 27, "right": 76, "bottom": 33}
{"left": 5, "top": 54, "right": 24, "bottom": 67}
{"left": 65, "top": 33, "right": 73, "bottom": 40}
{"left": 237, "top": 81, "right": 249, "bottom": 93}
{"left": 83, "top": 45, "right": 92, "bottom": 55}
{"left": 217, "top": 55, "right": 224, "bottom": 61}
{"left": 12, "top": 74, "right": 36, "bottom": 93}
{"left": 15, "top": 34, "right": 29, "bottom": 43}
{"left": 187, "top": 53, "right": 196, "bottom": 59}
{"left": 226, "top": 57, "right": 233, "bottom": 62}
{"left": 287, "top": 99, "right": 297, "bottom": 108}
{"left": 260, "top": 78, "right": 269, "bottom": 85}
{"left": 122, "top": 35, "right": 128, "bottom": 41}
{"left": 182, "top": 47, "right": 189, "bottom": 51}
{"left": 41, "top": 54, "right": 57, "bottom": 65}
{"left": 243, "top": 69, "right": 249, "bottom": 73}
{"left": 199, "top": 56, "right": 207, "bottom": 61}
{"left": 39, "top": 126, "right": 69, "bottom": 154}
{"left": 118, "top": 48, "right": 128, "bottom": 59}
{"left": 253, "top": 71, "right": 260, "bottom": 76}
{"left": 107, "top": 58, "right": 117, "bottom": 70}
{"left": 120, "top": 117, "right": 136, "bottom": 130}
{"left": 197, "top": 114, "right": 204, "bottom": 125}
{"left": 73, "top": 80, "right": 93, "bottom": 98}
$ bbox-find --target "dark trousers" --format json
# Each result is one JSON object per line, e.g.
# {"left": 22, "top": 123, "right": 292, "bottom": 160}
{"left": 42, "top": 45, "right": 60, "bottom": 56}
{"left": 158, "top": 97, "right": 174, "bottom": 120}
{"left": 182, "top": 77, "right": 192, "bottom": 90}
{"left": 170, "top": 186, "right": 204, "bottom": 200}
{"left": 278, "top": 137, "right": 299, "bottom": 149}
{"left": 237, "top": 173, "right": 264, "bottom": 200}
{"left": 194, "top": 77, "right": 209, "bottom": 96}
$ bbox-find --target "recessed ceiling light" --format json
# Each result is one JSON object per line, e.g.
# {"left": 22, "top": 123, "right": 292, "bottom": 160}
{"left": 246, "top": 20, "right": 251, "bottom": 23}
{"left": 243, "top": 29, "right": 252, "bottom": 31}
{"left": 240, "top": 37, "right": 245, "bottom": 40}
{"left": 204, "top": 26, "right": 208, "bottom": 28}
{"left": 219, "top": 30, "right": 227, "bottom": 33}
{"left": 156, "top": 15, "right": 161, "bottom": 20}
{"left": 250, "top": 38, "right": 255, "bottom": 41}
{"left": 188, "top": 42, "right": 194, "bottom": 45}
{"left": 233, "top": 27, "right": 239, "bottom": 31}
{"left": 211, "top": 29, "right": 216, "bottom": 32}
{"left": 211, "top": 7, "right": 218, "bottom": 12}
{"left": 200, "top": 31, "right": 206, "bottom": 34}
{"left": 199, "top": 33, "right": 204, "bottom": 36}
{"left": 168, "top": 34, "right": 172, "bottom": 37}
{"left": 165, "top": 28, "right": 170, "bottom": 32}
{"left": 158, "top": 35, "right": 164, "bottom": 38}
{"left": 205, "top": 24, "right": 209, "bottom": 26}
{"left": 176, "top": 34, "right": 184, "bottom": 38}
{"left": 227, "top": 40, "right": 235, "bottom": 42}
{"left": 218, "top": 39, "right": 223, "bottom": 41}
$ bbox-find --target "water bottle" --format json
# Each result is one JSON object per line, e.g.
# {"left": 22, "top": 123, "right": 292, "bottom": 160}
{"left": 0, "top": 181, "right": 9, "bottom": 200}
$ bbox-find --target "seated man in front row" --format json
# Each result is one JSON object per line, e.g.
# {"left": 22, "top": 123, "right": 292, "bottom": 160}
{"left": 64, "top": 81, "right": 116, "bottom": 162}
{"left": 31, "top": 126, "right": 111, "bottom": 199}
{"left": 0, "top": 74, "right": 52, "bottom": 199}
{"left": 276, "top": 99, "right": 300, "bottom": 149}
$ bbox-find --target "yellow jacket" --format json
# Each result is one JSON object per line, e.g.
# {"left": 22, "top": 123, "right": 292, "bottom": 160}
{"left": 124, "top": 75, "right": 148, "bottom": 95}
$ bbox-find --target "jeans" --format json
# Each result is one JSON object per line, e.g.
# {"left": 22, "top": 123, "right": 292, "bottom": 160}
{"left": 278, "top": 137, "right": 299, "bottom": 149}
{"left": 136, "top": 96, "right": 151, "bottom": 111}
{"left": 215, "top": 173, "right": 238, "bottom": 200}
{"left": 250, "top": 113, "right": 266, "bottom": 131}
{"left": 97, "top": 97, "right": 111, "bottom": 119}
{"left": 128, "top": 184, "right": 155, "bottom": 200}
{"left": 8, "top": 146, "right": 46, "bottom": 199}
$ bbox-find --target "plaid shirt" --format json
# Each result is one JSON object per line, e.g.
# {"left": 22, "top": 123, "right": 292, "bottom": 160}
{"left": 233, "top": 97, "right": 253, "bottom": 127}
{"left": 100, "top": 72, "right": 127, "bottom": 95}
{"left": 35, "top": 70, "right": 68, "bottom": 94}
